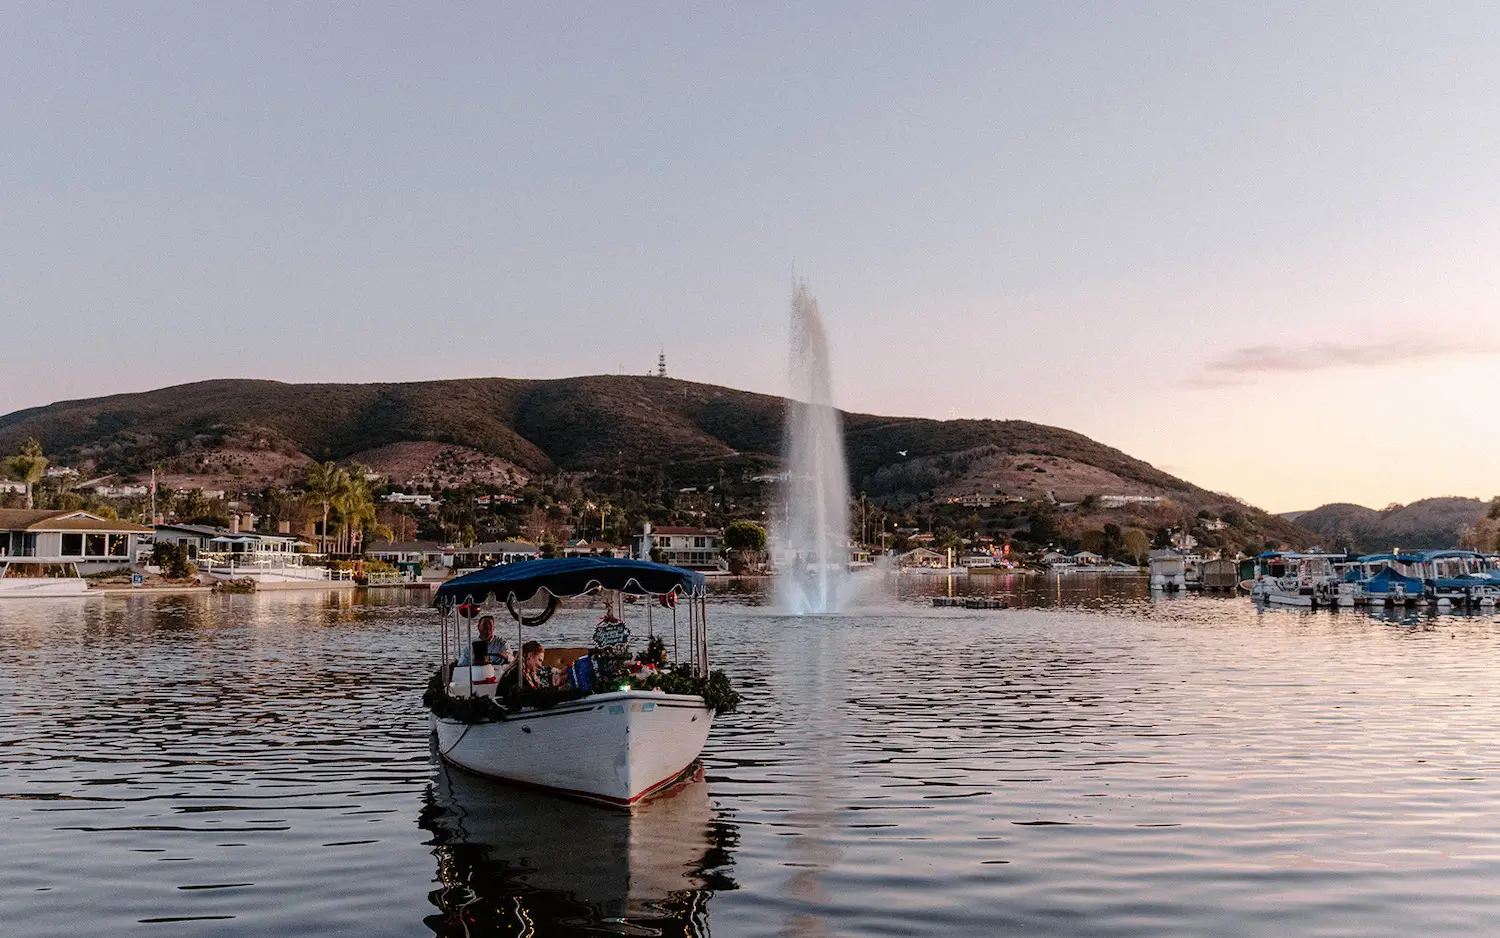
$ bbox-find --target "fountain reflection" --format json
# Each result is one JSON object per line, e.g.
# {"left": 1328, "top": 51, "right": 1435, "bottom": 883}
{"left": 419, "top": 754, "right": 736, "bottom": 937}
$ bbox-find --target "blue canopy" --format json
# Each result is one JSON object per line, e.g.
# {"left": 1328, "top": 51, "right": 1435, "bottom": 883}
{"left": 434, "top": 557, "right": 706, "bottom": 609}
{"left": 1411, "top": 549, "right": 1484, "bottom": 562}
{"left": 1364, "top": 567, "right": 1424, "bottom": 595}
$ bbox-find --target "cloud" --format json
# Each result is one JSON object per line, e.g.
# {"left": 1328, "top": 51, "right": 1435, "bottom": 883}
{"left": 1189, "top": 338, "right": 1500, "bottom": 388}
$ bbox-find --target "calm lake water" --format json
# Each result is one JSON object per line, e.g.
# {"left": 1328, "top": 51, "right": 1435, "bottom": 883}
{"left": 5, "top": 575, "right": 1500, "bottom": 936}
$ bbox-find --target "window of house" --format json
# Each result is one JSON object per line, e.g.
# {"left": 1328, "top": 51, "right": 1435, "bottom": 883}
{"left": 694, "top": 537, "right": 707, "bottom": 548}
{"left": 85, "top": 534, "right": 107, "bottom": 557}
{"left": 61, "top": 533, "right": 83, "bottom": 556}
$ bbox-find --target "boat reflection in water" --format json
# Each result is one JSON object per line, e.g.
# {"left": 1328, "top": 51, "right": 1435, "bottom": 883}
{"left": 419, "top": 753, "right": 736, "bottom": 936}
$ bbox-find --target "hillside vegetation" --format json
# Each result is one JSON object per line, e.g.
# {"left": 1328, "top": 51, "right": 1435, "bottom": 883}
{"left": 1294, "top": 497, "right": 1495, "bottom": 551}
{"left": 0, "top": 375, "right": 1312, "bottom": 550}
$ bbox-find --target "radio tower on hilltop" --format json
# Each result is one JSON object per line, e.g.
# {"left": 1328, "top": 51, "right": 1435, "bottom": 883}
{"left": 657, "top": 346, "right": 667, "bottom": 377}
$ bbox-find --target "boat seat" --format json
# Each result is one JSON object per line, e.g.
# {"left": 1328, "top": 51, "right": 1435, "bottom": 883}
{"left": 541, "top": 646, "right": 591, "bottom": 670}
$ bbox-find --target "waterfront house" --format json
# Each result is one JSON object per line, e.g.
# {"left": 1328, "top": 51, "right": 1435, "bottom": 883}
{"left": 894, "top": 547, "right": 948, "bottom": 568}
{"left": 563, "top": 539, "right": 628, "bottom": 559}
{"left": 632, "top": 526, "right": 724, "bottom": 570}
{"left": 367, "top": 540, "right": 448, "bottom": 568}
{"left": 451, "top": 541, "right": 540, "bottom": 571}
{"left": 154, "top": 520, "right": 301, "bottom": 561}
{"left": 0, "top": 509, "right": 153, "bottom": 573}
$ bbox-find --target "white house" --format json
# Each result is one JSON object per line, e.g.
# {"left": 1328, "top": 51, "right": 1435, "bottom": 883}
{"left": 1098, "top": 495, "right": 1164, "bottom": 509}
{"left": 452, "top": 540, "right": 540, "bottom": 571}
{"left": 154, "top": 521, "right": 301, "bottom": 561}
{"left": 384, "top": 493, "right": 438, "bottom": 507}
{"left": 562, "top": 539, "right": 629, "bottom": 559}
{"left": 633, "top": 525, "right": 723, "bottom": 570}
{"left": 0, "top": 509, "right": 154, "bottom": 573}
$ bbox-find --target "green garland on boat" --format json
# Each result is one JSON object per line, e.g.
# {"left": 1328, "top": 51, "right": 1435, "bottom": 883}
{"left": 631, "top": 664, "right": 742, "bottom": 715}
{"left": 423, "top": 654, "right": 744, "bottom": 720}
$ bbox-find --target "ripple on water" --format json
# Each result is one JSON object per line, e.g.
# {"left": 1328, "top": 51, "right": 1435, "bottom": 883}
{"left": 3, "top": 582, "right": 1500, "bottom": 935}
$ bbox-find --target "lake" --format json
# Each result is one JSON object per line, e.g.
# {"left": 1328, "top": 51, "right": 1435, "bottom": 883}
{"left": 4, "top": 576, "right": 1500, "bottom": 936}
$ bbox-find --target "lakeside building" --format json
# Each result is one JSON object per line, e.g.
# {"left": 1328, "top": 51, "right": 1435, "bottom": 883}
{"left": 0, "top": 509, "right": 153, "bottom": 573}
{"left": 946, "top": 493, "right": 1027, "bottom": 508}
{"left": 452, "top": 541, "right": 539, "bottom": 571}
{"left": 563, "top": 539, "right": 629, "bottom": 559}
{"left": 367, "top": 540, "right": 449, "bottom": 568}
{"left": 153, "top": 521, "right": 302, "bottom": 561}
{"left": 1098, "top": 495, "right": 1164, "bottom": 509}
{"left": 384, "top": 493, "right": 439, "bottom": 507}
{"left": 633, "top": 526, "right": 724, "bottom": 570}
{"left": 893, "top": 547, "right": 949, "bottom": 568}
{"left": 91, "top": 484, "right": 150, "bottom": 498}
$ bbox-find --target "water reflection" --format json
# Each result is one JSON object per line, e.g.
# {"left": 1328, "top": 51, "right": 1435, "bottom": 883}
{"left": 420, "top": 755, "right": 736, "bottom": 936}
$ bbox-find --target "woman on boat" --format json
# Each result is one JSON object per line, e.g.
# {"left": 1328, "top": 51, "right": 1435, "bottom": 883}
{"left": 499, "top": 640, "right": 568, "bottom": 696}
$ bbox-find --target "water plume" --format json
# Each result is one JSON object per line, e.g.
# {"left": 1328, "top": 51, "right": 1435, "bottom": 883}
{"left": 774, "top": 281, "right": 851, "bottom": 615}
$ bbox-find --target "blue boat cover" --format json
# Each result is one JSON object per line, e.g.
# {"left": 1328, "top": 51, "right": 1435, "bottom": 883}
{"left": 1433, "top": 575, "right": 1494, "bottom": 590}
{"left": 434, "top": 557, "right": 706, "bottom": 608}
{"left": 1363, "top": 567, "right": 1424, "bottom": 595}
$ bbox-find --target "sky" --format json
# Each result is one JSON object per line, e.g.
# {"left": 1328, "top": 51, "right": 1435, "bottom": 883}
{"left": 3, "top": 2, "right": 1498, "bottom": 513}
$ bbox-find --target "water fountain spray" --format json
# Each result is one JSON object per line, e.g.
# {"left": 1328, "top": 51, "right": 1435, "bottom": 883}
{"left": 774, "top": 281, "right": 851, "bottom": 614}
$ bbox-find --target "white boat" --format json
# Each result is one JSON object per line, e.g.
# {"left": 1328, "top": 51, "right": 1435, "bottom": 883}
{"left": 1248, "top": 551, "right": 1345, "bottom": 607}
{"left": 0, "top": 560, "right": 89, "bottom": 596}
{"left": 428, "top": 557, "right": 732, "bottom": 808}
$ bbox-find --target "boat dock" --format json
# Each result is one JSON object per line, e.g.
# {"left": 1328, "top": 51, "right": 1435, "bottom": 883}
{"left": 932, "top": 596, "right": 1009, "bottom": 609}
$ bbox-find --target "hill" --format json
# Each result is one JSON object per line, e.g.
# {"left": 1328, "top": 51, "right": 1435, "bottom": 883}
{"left": 0, "top": 375, "right": 1313, "bottom": 549}
{"left": 1295, "top": 497, "right": 1494, "bottom": 552}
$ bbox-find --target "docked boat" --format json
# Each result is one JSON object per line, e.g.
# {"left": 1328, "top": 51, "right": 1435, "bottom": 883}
{"left": 427, "top": 557, "right": 735, "bottom": 808}
{"left": 1248, "top": 551, "right": 1347, "bottom": 607}
{"left": 1148, "top": 551, "right": 1188, "bottom": 591}
{"left": 0, "top": 560, "right": 89, "bottom": 596}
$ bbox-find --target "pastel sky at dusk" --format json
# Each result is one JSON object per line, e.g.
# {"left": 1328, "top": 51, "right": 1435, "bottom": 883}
{"left": 3, "top": 3, "right": 1498, "bottom": 513}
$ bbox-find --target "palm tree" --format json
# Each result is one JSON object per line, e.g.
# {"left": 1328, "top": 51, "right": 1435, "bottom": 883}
{"left": 303, "top": 462, "right": 347, "bottom": 554}
{"left": 4, "top": 439, "right": 48, "bottom": 509}
{"left": 331, "top": 465, "right": 390, "bottom": 555}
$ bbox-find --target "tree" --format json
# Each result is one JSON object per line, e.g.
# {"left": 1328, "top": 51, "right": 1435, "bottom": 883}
{"left": 330, "top": 465, "right": 387, "bottom": 554}
{"left": 1101, "top": 523, "right": 1124, "bottom": 559}
{"left": 932, "top": 526, "right": 964, "bottom": 553}
{"left": 724, "top": 520, "right": 767, "bottom": 552}
{"left": 4, "top": 438, "right": 48, "bottom": 509}
{"left": 150, "top": 542, "right": 195, "bottom": 579}
{"left": 1123, "top": 529, "right": 1150, "bottom": 565}
{"left": 303, "top": 461, "right": 346, "bottom": 553}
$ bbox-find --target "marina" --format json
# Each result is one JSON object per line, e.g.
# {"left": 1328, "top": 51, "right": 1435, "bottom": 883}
{"left": 1247, "top": 549, "right": 1500, "bottom": 610}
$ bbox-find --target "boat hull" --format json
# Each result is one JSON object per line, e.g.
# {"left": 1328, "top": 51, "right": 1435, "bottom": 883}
{"left": 432, "top": 690, "right": 713, "bottom": 807}
{"left": 0, "top": 578, "right": 90, "bottom": 597}
{"left": 1264, "top": 591, "right": 1315, "bottom": 607}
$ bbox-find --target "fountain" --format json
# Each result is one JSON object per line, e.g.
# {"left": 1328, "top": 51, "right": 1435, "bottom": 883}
{"left": 773, "top": 281, "right": 851, "bottom": 615}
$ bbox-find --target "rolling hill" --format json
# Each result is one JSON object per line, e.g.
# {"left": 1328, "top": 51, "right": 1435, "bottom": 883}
{"left": 0, "top": 375, "right": 1313, "bottom": 547}
{"left": 1292, "top": 498, "right": 1494, "bottom": 552}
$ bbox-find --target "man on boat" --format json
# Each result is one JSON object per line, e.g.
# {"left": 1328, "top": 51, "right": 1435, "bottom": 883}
{"left": 457, "top": 615, "right": 513, "bottom": 668}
